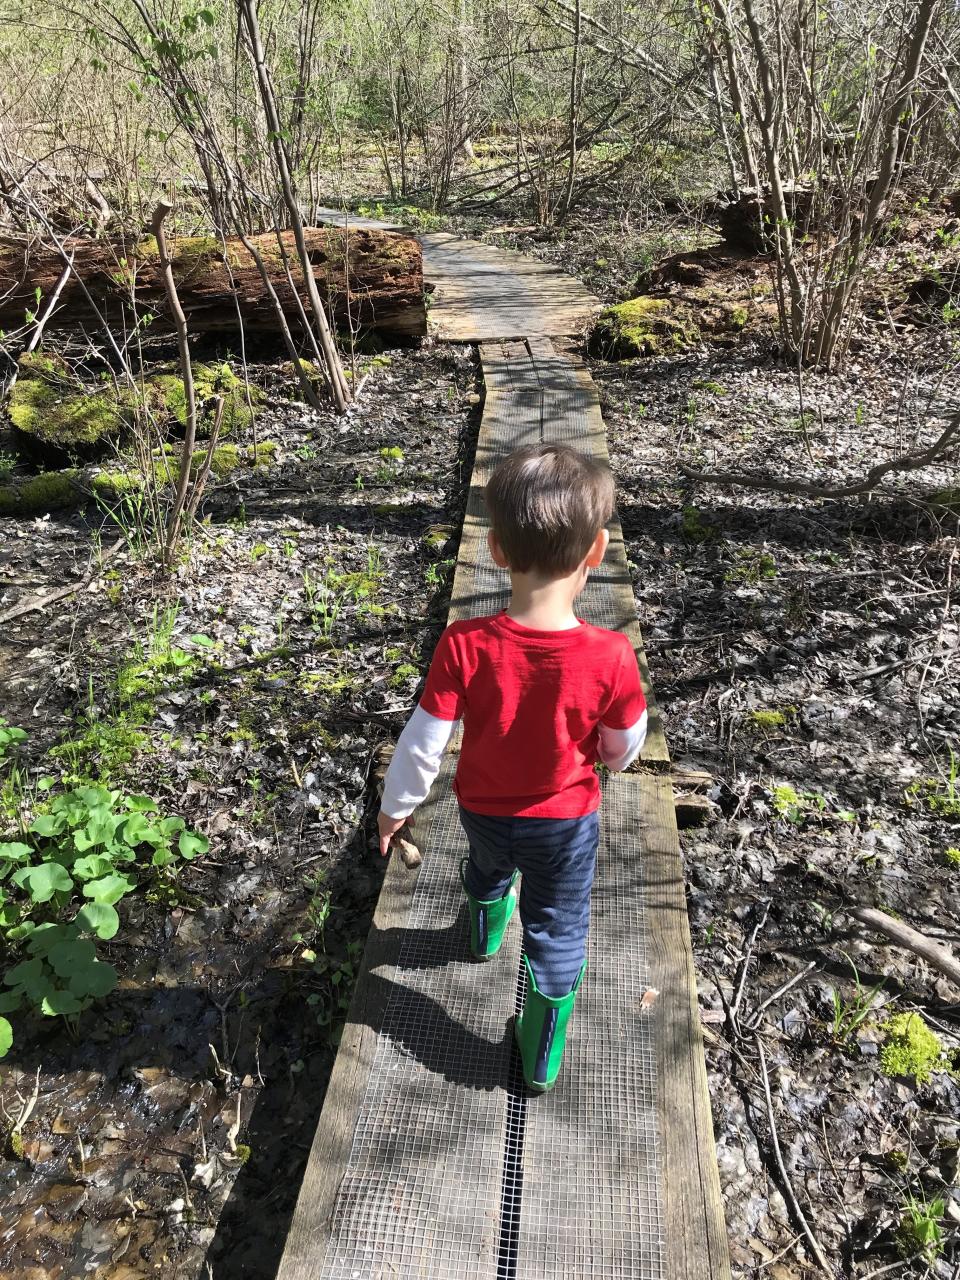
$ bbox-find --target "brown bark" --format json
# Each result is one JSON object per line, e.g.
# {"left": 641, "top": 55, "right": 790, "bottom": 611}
{"left": 0, "top": 228, "right": 425, "bottom": 340}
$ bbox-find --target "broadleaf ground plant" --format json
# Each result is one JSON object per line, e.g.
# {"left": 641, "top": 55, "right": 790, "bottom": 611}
{"left": 0, "top": 725, "right": 208, "bottom": 1057}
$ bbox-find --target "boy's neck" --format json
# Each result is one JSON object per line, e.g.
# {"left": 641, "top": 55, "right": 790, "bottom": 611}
{"left": 506, "top": 566, "right": 586, "bottom": 631}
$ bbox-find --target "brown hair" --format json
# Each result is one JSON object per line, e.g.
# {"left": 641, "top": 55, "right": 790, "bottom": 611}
{"left": 484, "top": 444, "right": 615, "bottom": 576}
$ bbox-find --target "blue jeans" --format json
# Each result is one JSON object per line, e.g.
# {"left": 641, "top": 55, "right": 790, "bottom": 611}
{"left": 458, "top": 806, "right": 599, "bottom": 998}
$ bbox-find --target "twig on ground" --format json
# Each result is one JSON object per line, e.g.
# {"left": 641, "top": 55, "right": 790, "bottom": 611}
{"left": 730, "top": 901, "right": 770, "bottom": 1035}
{"left": 745, "top": 961, "right": 818, "bottom": 1031}
{"left": 859, "top": 1254, "right": 925, "bottom": 1280}
{"left": 0, "top": 537, "right": 123, "bottom": 624}
{"left": 755, "top": 1035, "right": 835, "bottom": 1277}
{"left": 848, "top": 906, "right": 960, "bottom": 989}
{"left": 678, "top": 412, "right": 960, "bottom": 498}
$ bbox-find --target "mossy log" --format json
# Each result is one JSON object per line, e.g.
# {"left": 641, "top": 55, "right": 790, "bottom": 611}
{"left": 0, "top": 445, "right": 279, "bottom": 516}
{"left": 0, "top": 228, "right": 425, "bottom": 339}
{"left": 8, "top": 353, "right": 263, "bottom": 464}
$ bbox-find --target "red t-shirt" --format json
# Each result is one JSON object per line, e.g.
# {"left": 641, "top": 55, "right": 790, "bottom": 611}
{"left": 419, "top": 612, "right": 646, "bottom": 818}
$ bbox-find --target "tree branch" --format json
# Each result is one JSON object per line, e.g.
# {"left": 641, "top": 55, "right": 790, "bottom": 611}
{"left": 679, "top": 413, "right": 960, "bottom": 498}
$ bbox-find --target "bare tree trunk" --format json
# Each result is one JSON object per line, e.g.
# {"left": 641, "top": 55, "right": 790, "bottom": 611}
{"left": 152, "top": 201, "right": 197, "bottom": 565}
{"left": 709, "top": 0, "right": 761, "bottom": 191}
{"left": 238, "top": 0, "right": 350, "bottom": 413}
{"left": 812, "top": 0, "right": 943, "bottom": 366}
{"left": 741, "top": 0, "right": 807, "bottom": 350}
{"left": 559, "top": 0, "right": 582, "bottom": 220}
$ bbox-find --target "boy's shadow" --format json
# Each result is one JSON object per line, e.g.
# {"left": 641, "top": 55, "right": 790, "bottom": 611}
{"left": 357, "top": 907, "right": 519, "bottom": 1093}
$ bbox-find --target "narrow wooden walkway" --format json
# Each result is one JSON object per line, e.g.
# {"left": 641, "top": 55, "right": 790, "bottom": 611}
{"left": 279, "top": 222, "right": 730, "bottom": 1280}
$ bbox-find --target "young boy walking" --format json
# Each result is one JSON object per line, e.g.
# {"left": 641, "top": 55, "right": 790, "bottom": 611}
{"left": 377, "top": 443, "right": 647, "bottom": 1092}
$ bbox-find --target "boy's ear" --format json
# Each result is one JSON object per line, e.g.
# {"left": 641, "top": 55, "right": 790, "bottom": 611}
{"left": 488, "top": 528, "right": 510, "bottom": 569}
{"left": 584, "top": 528, "right": 609, "bottom": 568}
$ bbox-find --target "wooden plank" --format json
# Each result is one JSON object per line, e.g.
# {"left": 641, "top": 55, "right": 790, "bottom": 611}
{"left": 516, "top": 772, "right": 664, "bottom": 1278}
{"left": 643, "top": 773, "right": 732, "bottom": 1280}
{"left": 276, "top": 834, "right": 420, "bottom": 1279}
{"left": 422, "top": 234, "right": 600, "bottom": 341}
{"left": 277, "top": 763, "right": 516, "bottom": 1280}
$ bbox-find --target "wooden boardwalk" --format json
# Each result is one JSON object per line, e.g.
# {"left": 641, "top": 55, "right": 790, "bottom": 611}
{"left": 280, "top": 222, "right": 730, "bottom": 1280}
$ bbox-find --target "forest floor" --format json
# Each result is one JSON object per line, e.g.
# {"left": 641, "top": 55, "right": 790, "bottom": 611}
{"left": 1, "top": 200, "right": 959, "bottom": 1280}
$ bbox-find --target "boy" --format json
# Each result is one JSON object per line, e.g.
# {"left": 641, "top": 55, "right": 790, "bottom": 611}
{"left": 377, "top": 444, "right": 647, "bottom": 1092}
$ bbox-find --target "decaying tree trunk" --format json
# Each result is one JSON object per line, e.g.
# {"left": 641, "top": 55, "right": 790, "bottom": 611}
{"left": 0, "top": 228, "right": 425, "bottom": 340}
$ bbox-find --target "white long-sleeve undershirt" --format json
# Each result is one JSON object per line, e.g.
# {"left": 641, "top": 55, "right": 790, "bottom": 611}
{"left": 379, "top": 705, "right": 648, "bottom": 819}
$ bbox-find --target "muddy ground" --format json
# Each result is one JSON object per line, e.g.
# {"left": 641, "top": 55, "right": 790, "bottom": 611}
{"left": 1, "top": 204, "right": 959, "bottom": 1280}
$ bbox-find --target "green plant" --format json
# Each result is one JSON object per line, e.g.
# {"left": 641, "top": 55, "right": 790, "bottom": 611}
{"left": 0, "top": 450, "right": 17, "bottom": 479}
{"left": 0, "top": 778, "right": 207, "bottom": 1056}
{"left": 904, "top": 748, "right": 960, "bottom": 820}
{"left": 724, "top": 549, "right": 777, "bottom": 586}
{"left": 375, "top": 445, "right": 404, "bottom": 484}
{"left": 899, "top": 1194, "right": 945, "bottom": 1262}
{"left": 304, "top": 937, "right": 364, "bottom": 1046}
{"left": 944, "top": 847, "right": 960, "bottom": 868}
{"left": 0, "top": 720, "right": 29, "bottom": 825}
{"left": 293, "top": 871, "right": 334, "bottom": 957}
{"left": 425, "top": 556, "right": 455, "bottom": 587}
{"left": 829, "top": 955, "right": 884, "bottom": 1044}
{"left": 771, "top": 782, "right": 856, "bottom": 826}
{"left": 880, "top": 1012, "right": 952, "bottom": 1084}
{"left": 0, "top": 719, "right": 28, "bottom": 765}
{"left": 680, "top": 505, "right": 717, "bottom": 544}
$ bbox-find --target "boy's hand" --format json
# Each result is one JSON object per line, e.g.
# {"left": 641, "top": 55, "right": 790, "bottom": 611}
{"left": 378, "top": 810, "right": 412, "bottom": 857}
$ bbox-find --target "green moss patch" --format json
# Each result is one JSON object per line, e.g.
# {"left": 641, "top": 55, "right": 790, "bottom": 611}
{"left": 8, "top": 354, "right": 131, "bottom": 461}
{"left": 280, "top": 358, "right": 324, "bottom": 402}
{"left": 881, "top": 1012, "right": 953, "bottom": 1084}
{"left": 203, "top": 442, "right": 276, "bottom": 478}
{"left": 148, "top": 363, "right": 262, "bottom": 437}
{"left": 0, "top": 469, "right": 81, "bottom": 516}
{"left": 91, "top": 442, "right": 277, "bottom": 501}
{"left": 591, "top": 296, "right": 701, "bottom": 359}
{"left": 135, "top": 234, "right": 239, "bottom": 272}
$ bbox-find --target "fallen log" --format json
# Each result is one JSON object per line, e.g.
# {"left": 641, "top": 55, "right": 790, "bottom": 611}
{"left": 849, "top": 905, "right": 960, "bottom": 990}
{"left": 0, "top": 227, "right": 425, "bottom": 340}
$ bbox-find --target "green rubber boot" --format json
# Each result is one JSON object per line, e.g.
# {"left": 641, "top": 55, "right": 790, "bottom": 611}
{"left": 514, "top": 956, "right": 585, "bottom": 1092}
{"left": 459, "top": 860, "right": 519, "bottom": 961}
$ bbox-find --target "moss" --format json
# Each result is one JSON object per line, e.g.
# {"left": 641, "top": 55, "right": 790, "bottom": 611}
{"left": 692, "top": 379, "right": 727, "bottom": 394}
{"left": 928, "top": 487, "right": 960, "bottom": 515}
{"left": 90, "top": 442, "right": 275, "bottom": 501}
{"left": 945, "top": 847, "right": 960, "bottom": 867}
{"left": 729, "top": 306, "right": 749, "bottom": 330}
{"left": 591, "top": 296, "right": 702, "bottom": 360}
{"left": 282, "top": 358, "right": 324, "bottom": 401}
{"left": 748, "top": 709, "right": 788, "bottom": 729}
{"left": 880, "top": 1012, "right": 951, "bottom": 1084}
{"left": 680, "top": 505, "right": 717, "bottom": 544}
{"left": 391, "top": 663, "right": 419, "bottom": 687}
{"left": 234, "top": 1144, "right": 252, "bottom": 1165}
{"left": 8, "top": 354, "right": 129, "bottom": 459}
{"left": 148, "top": 363, "right": 262, "bottom": 437}
{"left": 136, "top": 234, "right": 238, "bottom": 270}
{"left": 0, "top": 469, "right": 81, "bottom": 516}
{"left": 202, "top": 442, "right": 276, "bottom": 479}
{"left": 5, "top": 1128, "right": 25, "bottom": 1160}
